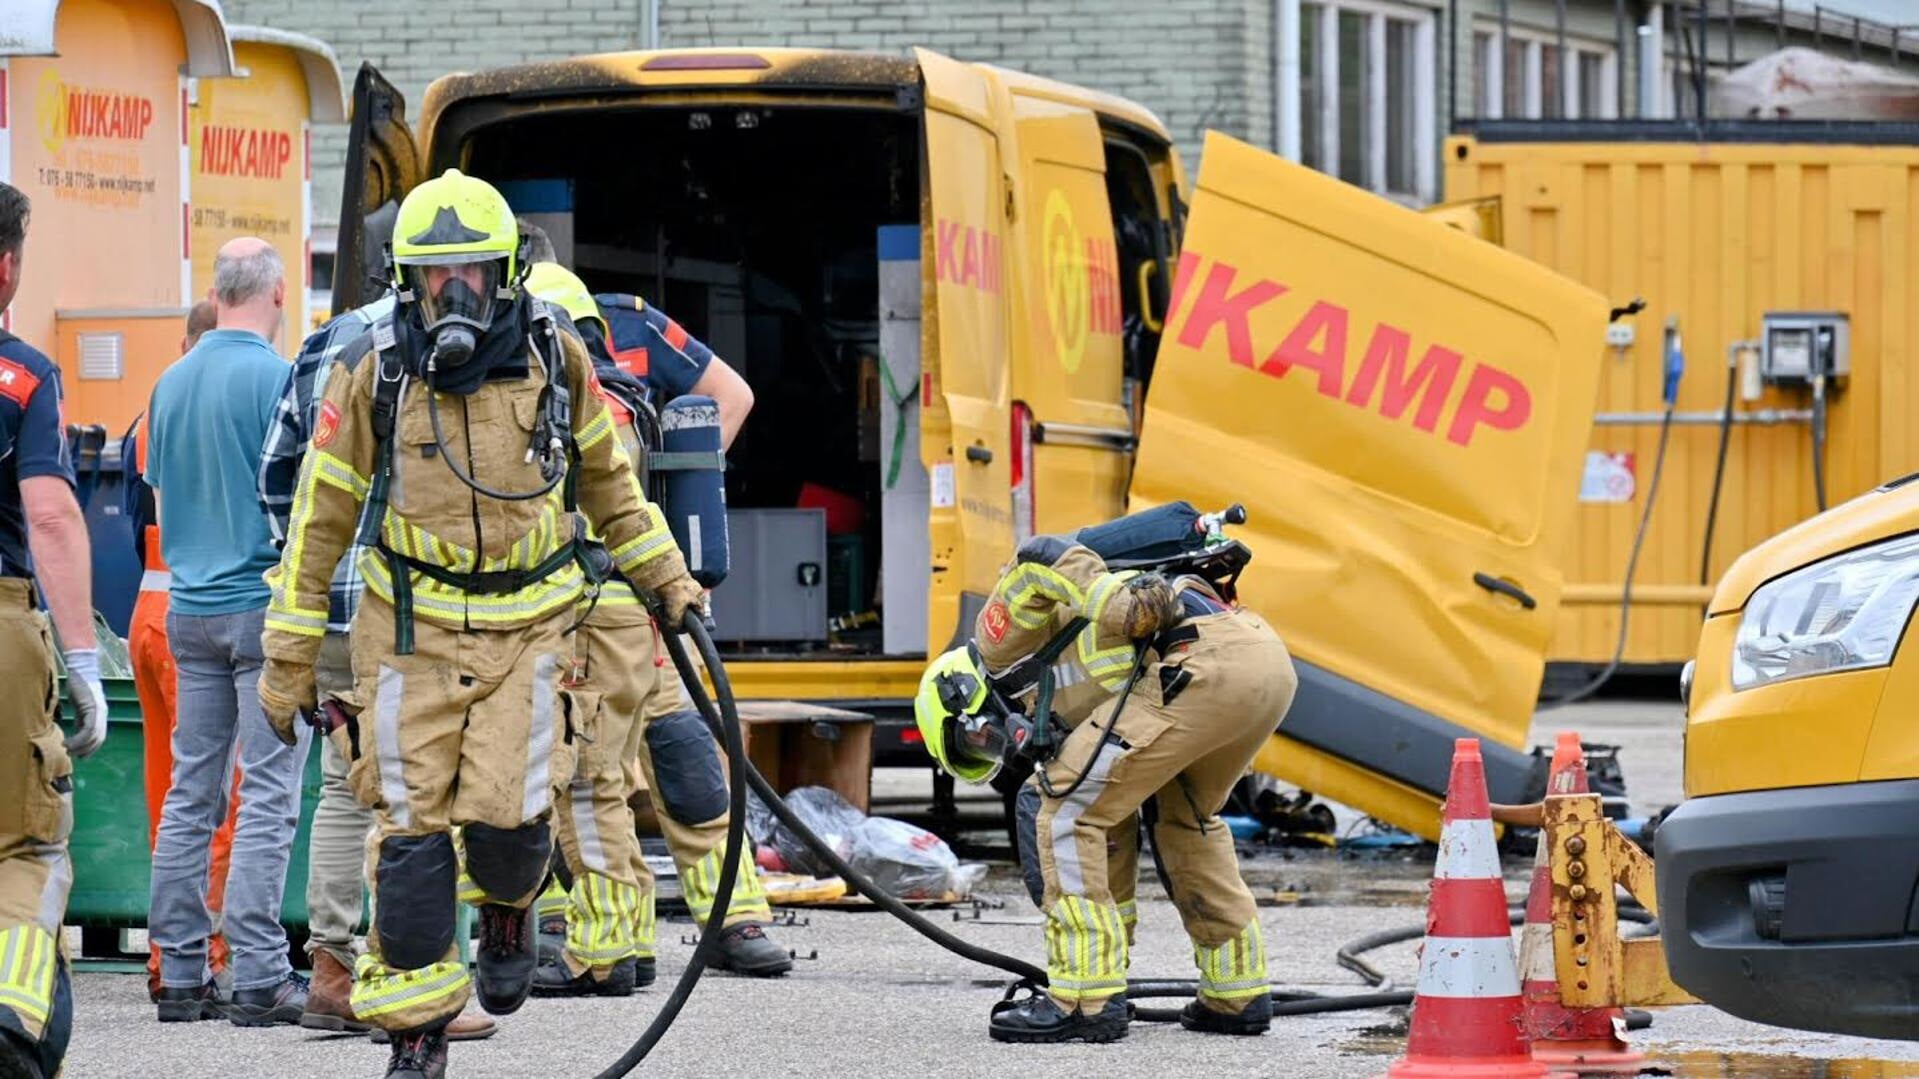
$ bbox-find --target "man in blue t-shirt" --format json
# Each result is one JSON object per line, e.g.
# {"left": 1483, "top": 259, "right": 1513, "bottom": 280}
{"left": 144, "top": 236, "right": 313, "bottom": 1028}
{"left": 0, "top": 180, "right": 107, "bottom": 1079}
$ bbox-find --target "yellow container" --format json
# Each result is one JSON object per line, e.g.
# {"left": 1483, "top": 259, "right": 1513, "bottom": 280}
{"left": 189, "top": 26, "right": 345, "bottom": 347}
{"left": 1445, "top": 134, "right": 1919, "bottom": 667}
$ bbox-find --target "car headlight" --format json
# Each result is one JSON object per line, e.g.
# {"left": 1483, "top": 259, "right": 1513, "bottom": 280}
{"left": 1732, "top": 532, "right": 1919, "bottom": 690}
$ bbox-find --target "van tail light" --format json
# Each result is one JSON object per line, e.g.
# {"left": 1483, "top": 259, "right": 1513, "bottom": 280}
{"left": 1011, "top": 402, "right": 1035, "bottom": 544}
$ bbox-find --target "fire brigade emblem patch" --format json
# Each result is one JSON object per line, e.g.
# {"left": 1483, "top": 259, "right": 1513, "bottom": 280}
{"left": 982, "top": 600, "right": 1010, "bottom": 644}
{"left": 314, "top": 400, "right": 341, "bottom": 448}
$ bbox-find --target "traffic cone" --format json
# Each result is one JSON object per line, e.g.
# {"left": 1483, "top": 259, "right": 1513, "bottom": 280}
{"left": 1382, "top": 739, "right": 1564, "bottom": 1079}
{"left": 1519, "top": 732, "right": 1645, "bottom": 1073}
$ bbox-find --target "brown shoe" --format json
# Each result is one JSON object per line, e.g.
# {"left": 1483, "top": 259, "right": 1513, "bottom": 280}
{"left": 373, "top": 1009, "right": 496, "bottom": 1044}
{"left": 446, "top": 1010, "right": 497, "bottom": 1041}
{"left": 298, "top": 951, "right": 369, "bottom": 1033}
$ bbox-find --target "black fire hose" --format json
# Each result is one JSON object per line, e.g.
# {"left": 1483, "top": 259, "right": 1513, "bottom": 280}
{"left": 602, "top": 613, "right": 1457, "bottom": 1066}
{"left": 595, "top": 612, "right": 748, "bottom": 1078}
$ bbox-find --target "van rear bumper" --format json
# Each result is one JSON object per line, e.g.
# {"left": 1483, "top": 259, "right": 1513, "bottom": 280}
{"left": 1653, "top": 779, "right": 1919, "bottom": 1040}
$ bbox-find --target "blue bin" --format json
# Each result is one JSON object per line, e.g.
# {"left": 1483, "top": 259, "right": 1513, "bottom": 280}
{"left": 65, "top": 425, "right": 142, "bottom": 638}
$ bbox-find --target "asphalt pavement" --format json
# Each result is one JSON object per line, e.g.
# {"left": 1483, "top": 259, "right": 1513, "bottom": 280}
{"left": 59, "top": 697, "right": 1919, "bottom": 1077}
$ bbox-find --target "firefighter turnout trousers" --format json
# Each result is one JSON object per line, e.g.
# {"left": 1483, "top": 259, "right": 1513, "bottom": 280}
{"left": 1029, "top": 609, "right": 1296, "bottom": 1014}
{"left": 634, "top": 635, "right": 770, "bottom": 930}
{"left": 548, "top": 596, "right": 657, "bottom": 977}
{"left": 546, "top": 587, "right": 769, "bottom": 977}
{"left": 339, "top": 594, "right": 582, "bottom": 1032}
{"left": 0, "top": 579, "right": 74, "bottom": 1070}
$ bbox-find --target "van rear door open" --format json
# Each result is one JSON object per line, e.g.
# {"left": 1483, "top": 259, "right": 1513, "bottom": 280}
{"left": 1000, "top": 89, "right": 1134, "bottom": 539}
{"left": 1131, "top": 132, "right": 1608, "bottom": 836}
{"left": 334, "top": 63, "right": 422, "bottom": 316}
{"left": 915, "top": 48, "right": 1015, "bottom": 654}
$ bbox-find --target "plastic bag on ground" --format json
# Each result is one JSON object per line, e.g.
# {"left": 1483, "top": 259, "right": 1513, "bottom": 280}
{"left": 765, "top": 786, "right": 864, "bottom": 877}
{"left": 847, "top": 811, "right": 985, "bottom": 900}
{"left": 759, "top": 785, "right": 987, "bottom": 899}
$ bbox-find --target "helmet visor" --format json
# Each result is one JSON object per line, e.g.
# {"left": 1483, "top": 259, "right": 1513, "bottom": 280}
{"left": 404, "top": 257, "right": 505, "bottom": 331}
{"left": 942, "top": 710, "right": 1008, "bottom": 782}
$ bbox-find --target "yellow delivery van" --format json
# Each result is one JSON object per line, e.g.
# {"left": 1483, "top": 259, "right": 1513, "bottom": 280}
{"left": 1657, "top": 473, "right": 1919, "bottom": 1039}
{"left": 333, "top": 48, "right": 1607, "bottom": 838}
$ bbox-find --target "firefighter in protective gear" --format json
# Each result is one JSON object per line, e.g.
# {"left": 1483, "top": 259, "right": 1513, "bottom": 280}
{"left": 255, "top": 172, "right": 703, "bottom": 1079}
{"left": 517, "top": 263, "right": 788, "bottom": 997}
{"left": 919, "top": 535, "right": 1297, "bottom": 1044}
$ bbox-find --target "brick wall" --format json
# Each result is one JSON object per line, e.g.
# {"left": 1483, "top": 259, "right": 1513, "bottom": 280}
{"left": 219, "top": 0, "right": 1263, "bottom": 227}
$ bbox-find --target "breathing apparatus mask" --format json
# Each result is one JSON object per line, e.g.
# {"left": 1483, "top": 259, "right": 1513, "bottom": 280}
{"left": 915, "top": 645, "right": 1060, "bottom": 784}
{"left": 403, "top": 257, "right": 509, "bottom": 371}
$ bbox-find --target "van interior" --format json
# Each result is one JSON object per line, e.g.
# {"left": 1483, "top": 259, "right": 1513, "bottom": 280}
{"left": 466, "top": 103, "right": 922, "bottom": 657}
{"left": 463, "top": 100, "right": 1175, "bottom": 658}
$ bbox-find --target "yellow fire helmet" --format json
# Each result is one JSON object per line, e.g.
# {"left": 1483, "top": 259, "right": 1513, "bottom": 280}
{"left": 913, "top": 646, "right": 1005, "bottom": 784}
{"left": 391, "top": 169, "right": 519, "bottom": 351}
{"left": 523, "top": 260, "right": 609, "bottom": 340}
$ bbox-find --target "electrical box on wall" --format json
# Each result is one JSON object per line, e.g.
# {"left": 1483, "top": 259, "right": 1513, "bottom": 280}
{"left": 1761, "top": 312, "right": 1849, "bottom": 384}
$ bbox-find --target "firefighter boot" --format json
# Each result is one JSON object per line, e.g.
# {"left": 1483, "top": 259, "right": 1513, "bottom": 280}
{"left": 384, "top": 1026, "right": 449, "bottom": 1079}
{"left": 531, "top": 956, "right": 640, "bottom": 997}
{"left": 474, "top": 904, "right": 537, "bottom": 1016}
{"left": 989, "top": 993, "right": 1130, "bottom": 1044}
{"left": 708, "top": 923, "right": 793, "bottom": 977}
{"left": 1179, "top": 991, "right": 1272, "bottom": 1036}
{"left": 300, "top": 951, "right": 369, "bottom": 1033}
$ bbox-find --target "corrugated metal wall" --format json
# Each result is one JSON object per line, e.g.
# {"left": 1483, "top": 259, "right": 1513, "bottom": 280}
{"left": 1446, "top": 136, "right": 1919, "bottom": 665}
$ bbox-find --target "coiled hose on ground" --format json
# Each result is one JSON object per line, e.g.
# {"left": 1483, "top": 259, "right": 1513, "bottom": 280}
{"left": 601, "top": 615, "right": 1633, "bottom": 1066}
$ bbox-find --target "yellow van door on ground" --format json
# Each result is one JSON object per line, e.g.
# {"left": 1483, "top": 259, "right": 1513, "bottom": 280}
{"left": 998, "top": 87, "right": 1132, "bottom": 539}
{"left": 1132, "top": 132, "right": 1608, "bottom": 837}
{"left": 190, "top": 37, "right": 320, "bottom": 347}
{"left": 915, "top": 48, "right": 1014, "bottom": 654}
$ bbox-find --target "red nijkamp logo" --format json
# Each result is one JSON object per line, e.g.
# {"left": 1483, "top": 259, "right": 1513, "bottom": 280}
{"left": 36, "top": 72, "right": 155, "bottom": 154}
{"left": 935, "top": 218, "right": 1002, "bottom": 294}
{"left": 1166, "top": 251, "right": 1533, "bottom": 448}
{"left": 200, "top": 125, "right": 294, "bottom": 180}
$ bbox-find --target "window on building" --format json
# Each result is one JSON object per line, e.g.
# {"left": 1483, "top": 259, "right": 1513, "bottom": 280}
{"left": 1337, "top": 10, "right": 1369, "bottom": 185}
{"left": 1301, "top": 4, "right": 1323, "bottom": 171}
{"left": 1473, "top": 30, "right": 1496, "bottom": 118}
{"left": 1291, "top": 0, "right": 1437, "bottom": 203}
{"left": 1385, "top": 19, "right": 1418, "bottom": 195}
{"left": 1475, "top": 21, "right": 1618, "bottom": 120}
{"left": 1503, "top": 34, "right": 1529, "bottom": 118}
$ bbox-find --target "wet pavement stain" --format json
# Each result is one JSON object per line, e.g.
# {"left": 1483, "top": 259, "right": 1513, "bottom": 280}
{"left": 1640, "top": 1053, "right": 1919, "bottom": 1078}
{"left": 1334, "top": 1036, "right": 1919, "bottom": 1078}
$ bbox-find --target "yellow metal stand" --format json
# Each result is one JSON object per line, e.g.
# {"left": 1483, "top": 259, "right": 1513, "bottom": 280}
{"left": 1494, "top": 792, "right": 1697, "bottom": 1009}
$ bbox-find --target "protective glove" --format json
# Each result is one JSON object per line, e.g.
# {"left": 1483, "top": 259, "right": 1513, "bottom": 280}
{"left": 62, "top": 648, "right": 108, "bottom": 759}
{"left": 258, "top": 656, "right": 317, "bottom": 747}
{"left": 651, "top": 574, "right": 708, "bottom": 631}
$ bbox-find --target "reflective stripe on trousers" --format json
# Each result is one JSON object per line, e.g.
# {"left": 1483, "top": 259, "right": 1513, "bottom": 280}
{"left": 1194, "top": 918, "right": 1269, "bottom": 1002}
{"left": 350, "top": 952, "right": 471, "bottom": 1026}
{"left": 1044, "top": 895, "right": 1130, "bottom": 1003}
{"left": 679, "top": 844, "right": 770, "bottom": 926}
{"left": 0, "top": 925, "right": 58, "bottom": 1033}
{"left": 564, "top": 871, "right": 644, "bottom": 971}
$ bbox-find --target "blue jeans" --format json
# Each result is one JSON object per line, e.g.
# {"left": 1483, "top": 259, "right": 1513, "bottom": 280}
{"left": 150, "top": 607, "right": 311, "bottom": 991}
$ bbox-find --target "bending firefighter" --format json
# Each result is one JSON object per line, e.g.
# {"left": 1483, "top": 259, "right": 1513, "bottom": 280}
{"left": 916, "top": 524, "right": 1297, "bottom": 1043}
{"left": 255, "top": 171, "right": 703, "bottom": 1079}
{"left": 520, "top": 262, "right": 789, "bottom": 996}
